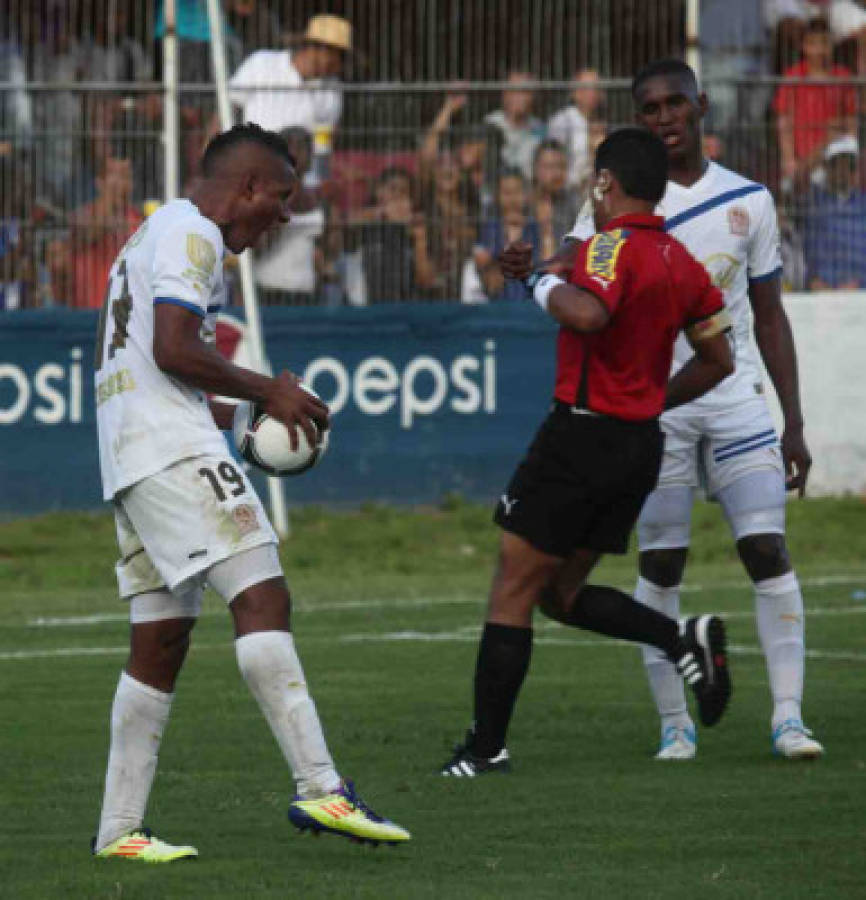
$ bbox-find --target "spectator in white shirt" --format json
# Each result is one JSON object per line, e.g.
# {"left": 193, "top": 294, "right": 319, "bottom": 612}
{"left": 254, "top": 127, "right": 340, "bottom": 306}
{"left": 547, "top": 69, "right": 606, "bottom": 193}
{"left": 228, "top": 14, "right": 351, "bottom": 135}
{"left": 483, "top": 71, "right": 546, "bottom": 181}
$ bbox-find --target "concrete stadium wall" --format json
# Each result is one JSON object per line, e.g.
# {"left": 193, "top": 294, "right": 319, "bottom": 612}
{"left": 762, "top": 292, "right": 866, "bottom": 497}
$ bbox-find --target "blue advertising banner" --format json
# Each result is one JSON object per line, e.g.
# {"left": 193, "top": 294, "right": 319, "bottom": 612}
{"left": 0, "top": 304, "right": 557, "bottom": 515}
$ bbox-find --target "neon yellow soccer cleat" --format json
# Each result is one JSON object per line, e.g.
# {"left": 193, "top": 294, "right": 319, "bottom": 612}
{"left": 92, "top": 827, "right": 198, "bottom": 862}
{"left": 288, "top": 780, "right": 411, "bottom": 846}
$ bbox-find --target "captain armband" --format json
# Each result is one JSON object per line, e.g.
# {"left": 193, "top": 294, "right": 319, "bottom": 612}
{"left": 685, "top": 308, "right": 733, "bottom": 343}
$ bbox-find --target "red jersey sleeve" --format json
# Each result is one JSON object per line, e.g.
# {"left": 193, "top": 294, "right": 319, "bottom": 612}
{"left": 570, "top": 228, "right": 631, "bottom": 314}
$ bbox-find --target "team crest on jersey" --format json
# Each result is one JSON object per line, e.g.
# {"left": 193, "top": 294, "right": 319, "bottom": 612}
{"left": 585, "top": 230, "right": 627, "bottom": 282}
{"left": 702, "top": 252, "right": 740, "bottom": 290}
{"left": 186, "top": 233, "right": 217, "bottom": 278}
{"left": 727, "top": 206, "right": 749, "bottom": 236}
{"left": 231, "top": 503, "right": 260, "bottom": 536}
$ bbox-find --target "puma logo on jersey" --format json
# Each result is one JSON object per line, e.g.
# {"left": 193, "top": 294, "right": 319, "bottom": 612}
{"left": 500, "top": 494, "right": 519, "bottom": 516}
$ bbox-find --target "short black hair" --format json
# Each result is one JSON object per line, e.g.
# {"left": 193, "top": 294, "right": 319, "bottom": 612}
{"left": 498, "top": 166, "right": 526, "bottom": 185}
{"left": 631, "top": 58, "right": 697, "bottom": 98}
{"left": 533, "top": 137, "right": 567, "bottom": 163}
{"left": 201, "top": 123, "right": 296, "bottom": 176}
{"left": 375, "top": 165, "right": 414, "bottom": 188}
{"left": 594, "top": 127, "right": 668, "bottom": 205}
{"left": 804, "top": 16, "right": 830, "bottom": 36}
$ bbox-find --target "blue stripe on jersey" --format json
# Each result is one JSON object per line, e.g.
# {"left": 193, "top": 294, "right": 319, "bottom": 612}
{"left": 664, "top": 184, "right": 765, "bottom": 232}
{"left": 748, "top": 265, "right": 783, "bottom": 284}
{"left": 714, "top": 428, "right": 776, "bottom": 455}
{"left": 714, "top": 436, "right": 778, "bottom": 463}
{"left": 206, "top": 303, "right": 222, "bottom": 312}
{"left": 153, "top": 297, "right": 205, "bottom": 317}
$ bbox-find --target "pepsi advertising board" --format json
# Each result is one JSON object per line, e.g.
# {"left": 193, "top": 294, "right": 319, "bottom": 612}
{"left": 0, "top": 305, "right": 556, "bottom": 514}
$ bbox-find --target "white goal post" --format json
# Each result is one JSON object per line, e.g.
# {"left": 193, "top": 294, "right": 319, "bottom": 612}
{"left": 174, "top": 0, "right": 291, "bottom": 537}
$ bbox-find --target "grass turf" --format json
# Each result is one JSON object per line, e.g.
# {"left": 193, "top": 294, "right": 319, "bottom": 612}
{"left": 1, "top": 498, "right": 865, "bottom": 898}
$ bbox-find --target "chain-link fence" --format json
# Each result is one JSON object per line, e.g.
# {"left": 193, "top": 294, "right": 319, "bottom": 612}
{"left": 2, "top": 1, "right": 866, "bottom": 309}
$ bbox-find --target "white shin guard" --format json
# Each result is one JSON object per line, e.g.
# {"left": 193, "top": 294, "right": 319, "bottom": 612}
{"left": 95, "top": 671, "right": 173, "bottom": 851}
{"left": 636, "top": 577, "right": 690, "bottom": 728}
{"left": 235, "top": 630, "right": 340, "bottom": 798}
{"left": 754, "top": 571, "right": 805, "bottom": 727}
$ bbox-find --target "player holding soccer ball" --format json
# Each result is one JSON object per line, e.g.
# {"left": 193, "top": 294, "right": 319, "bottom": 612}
{"left": 91, "top": 124, "right": 409, "bottom": 862}
{"left": 441, "top": 127, "right": 735, "bottom": 778}
{"left": 501, "top": 60, "right": 823, "bottom": 762}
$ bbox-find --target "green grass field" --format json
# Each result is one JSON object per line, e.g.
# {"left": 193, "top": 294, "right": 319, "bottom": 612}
{"left": 2, "top": 499, "right": 865, "bottom": 899}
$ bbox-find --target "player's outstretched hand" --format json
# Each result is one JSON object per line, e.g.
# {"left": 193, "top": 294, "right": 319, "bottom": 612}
{"left": 781, "top": 425, "right": 811, "bottom": 497}
{"left": 264, "top": 371, "right": 330, "bottom": 452}
{"left": 498, "top": 241, "right": 534, "bottom": 280}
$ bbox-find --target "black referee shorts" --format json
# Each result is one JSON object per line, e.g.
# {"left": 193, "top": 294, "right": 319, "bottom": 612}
{"left": 493, "top": 401, "right": 664, "bottom": 558}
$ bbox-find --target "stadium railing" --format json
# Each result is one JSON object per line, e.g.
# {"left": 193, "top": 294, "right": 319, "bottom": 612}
{"left": 1, "top": 76, "right": 864, "bottom": 310}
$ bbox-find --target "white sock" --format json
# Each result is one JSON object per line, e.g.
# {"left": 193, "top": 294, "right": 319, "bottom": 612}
{"left": 235, "top": 630, "right": 341, "bottom": 798}
{"left": 95, "top": 671, "right": 173, "bottom": 852}
{"left": 635, "top": 576, "right": 692, "bottom": 734}
{"left": 754, "top": 571, "right": 805, "bottom": 729}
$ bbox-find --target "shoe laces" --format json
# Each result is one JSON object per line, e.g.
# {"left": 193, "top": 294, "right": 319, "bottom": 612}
{"left": 660, "top": 725, "right": 695, "bottom": 747}
{"left": 338, "top": 779, "right": 384, "bottom": 823}
{"left": 773, "top": 718, "right": 813, "bottom": 740}
{"left": 660, "top": 725, "right": 679, "bottom": 747}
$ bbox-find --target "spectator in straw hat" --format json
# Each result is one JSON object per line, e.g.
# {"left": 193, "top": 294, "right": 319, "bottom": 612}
{"left": 228, "top": 14, "right": 352, "bottom": 135}
{"left": 803, "top": 134, "right": 866, "bottom": 288}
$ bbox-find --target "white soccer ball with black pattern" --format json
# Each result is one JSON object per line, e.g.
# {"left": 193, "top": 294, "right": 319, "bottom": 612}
{"left": 232, "top": 388, "right": 329, "bottom": 476}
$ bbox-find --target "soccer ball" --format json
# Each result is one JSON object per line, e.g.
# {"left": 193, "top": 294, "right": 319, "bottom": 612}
{"left": 232, "top": 389, "right": 329, "bottom": 476}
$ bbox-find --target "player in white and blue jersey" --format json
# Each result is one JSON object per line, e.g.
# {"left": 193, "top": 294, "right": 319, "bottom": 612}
{"left": 501, "top": 60, "right": 823, "bottom": 761}
{"left": 92, "top": 124, "right": 409, "bottom": 863}
{"left": 618, "top": 60, "right": 822, "bottom": 761}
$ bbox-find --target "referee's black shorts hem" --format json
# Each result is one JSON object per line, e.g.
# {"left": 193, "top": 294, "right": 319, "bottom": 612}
{"left": 493, "top": 402, "right": 663, "bottom": 559}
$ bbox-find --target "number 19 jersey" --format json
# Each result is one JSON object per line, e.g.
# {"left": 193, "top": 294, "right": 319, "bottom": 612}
{"left": 95, "top": 198, "right": 229, "bottom": 501}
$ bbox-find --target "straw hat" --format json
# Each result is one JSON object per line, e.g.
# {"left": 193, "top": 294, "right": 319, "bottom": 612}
{"left": 289, "top": 14, "right": 353, "bottom": 53}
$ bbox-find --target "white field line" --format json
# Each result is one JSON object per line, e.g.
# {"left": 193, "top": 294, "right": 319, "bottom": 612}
{"left": 3, "top": 632, "right": 865, "bottom": 663}
{"left": 24, "top": 572, "right": 866, "bottom": 629}
{"left": 340, "top": 630, "right": 866, "bottom": 663}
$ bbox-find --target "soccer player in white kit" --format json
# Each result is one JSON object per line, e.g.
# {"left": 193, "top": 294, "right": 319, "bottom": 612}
{"left": 91, "top": 124, "right": 409, "bottom": 862}
{"left": 501, "top": 59, "right": 823, "bottom": 761}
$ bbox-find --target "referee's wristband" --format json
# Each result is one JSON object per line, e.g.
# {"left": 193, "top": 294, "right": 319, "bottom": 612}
{"left": 525, "top": 272, "right": 565, "bottom": 311}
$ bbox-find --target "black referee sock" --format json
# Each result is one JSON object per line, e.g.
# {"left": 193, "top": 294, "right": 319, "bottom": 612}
{"left": 472, "top": 622, "right": 533, "bottom": 758}
{"left": 549, "top": 584, "right": 681, "bottom": 659}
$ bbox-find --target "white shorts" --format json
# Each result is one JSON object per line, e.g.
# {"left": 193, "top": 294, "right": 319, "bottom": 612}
{"left": 128, "top": 544, "right": 284, "bottom": 623}
{"left": 114, "top": 452, "right": 278, "bottom": 600}
{"left": 656, "top": 398, "right": 784, "bottom": 498}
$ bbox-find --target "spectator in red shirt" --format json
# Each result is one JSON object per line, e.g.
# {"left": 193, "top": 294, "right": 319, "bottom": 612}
{"left": 50, "top": 155, "right": 143, "bottom": 308}
{"left": 440, "top": 127, "right": 735, "bottom": 778}
{"left": 774, "top": 17, "right": 858, "bottom": 187}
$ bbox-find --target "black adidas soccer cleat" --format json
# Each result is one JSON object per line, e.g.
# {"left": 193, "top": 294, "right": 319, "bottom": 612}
{"left": 440, "top": 732, "right": 511, "bottom": 777}
{"left": 674, "top": 614, "right": 731, "bottom": 727}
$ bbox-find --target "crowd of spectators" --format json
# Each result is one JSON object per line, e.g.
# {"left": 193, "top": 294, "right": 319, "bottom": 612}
{"left": 4, "top": 1, "right": 866, "bottom": 310}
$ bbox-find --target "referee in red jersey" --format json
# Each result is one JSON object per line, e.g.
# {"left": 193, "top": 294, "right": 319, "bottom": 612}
{"left": 441, "top": 128, "right": 735, "bottom": 778}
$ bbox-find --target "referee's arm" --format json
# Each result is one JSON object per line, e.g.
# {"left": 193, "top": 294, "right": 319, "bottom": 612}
{"left": 544, "top": 281, "right": 611, "bottom": 333}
